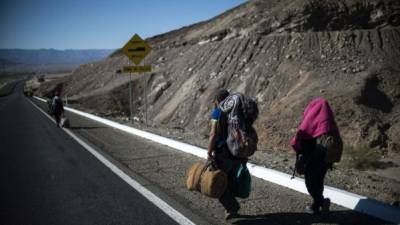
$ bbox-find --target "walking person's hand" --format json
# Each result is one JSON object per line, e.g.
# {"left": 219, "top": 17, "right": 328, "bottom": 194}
{"left": 207, "top": 150, "right": 213, "bottom": 161}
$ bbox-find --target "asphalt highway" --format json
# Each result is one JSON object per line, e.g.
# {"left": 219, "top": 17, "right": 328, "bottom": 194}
{"left": 1, "top": 81, "right": 392, "bottom": 225}
{"left": 0, "top": 82, "right": 179, "bottom": 225}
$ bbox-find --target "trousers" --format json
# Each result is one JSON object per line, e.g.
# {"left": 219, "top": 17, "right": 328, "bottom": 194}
{"left": 214, "top": 149, "right": 243, "bottom": 213}
{"left": 54, "top": 113, "right": 62, "bottom": 125}
{"left": 304, "top": 160, "right": 329, "bottom": 210}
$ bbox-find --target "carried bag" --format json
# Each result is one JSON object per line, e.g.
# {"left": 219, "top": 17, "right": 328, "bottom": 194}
{"left": 219, "top": 93, "right": 259, "bottom": 158}
{"left": 295, "top": 154, "right": 307, "bottom": 175}
{"left": 186, "top": 162, "right": 207, "bottom": 191}
{"left": 234, "top": 164, "right": 251, "bottom": 198}
{"left": 60, "top": 116, "right": 70, "bottom": 128}
{"left": 201, "top": 168, "right": 228, "bottom": 198}
{"left": 186, "top": 161, "right": 227, "bottom": 198}
{"left": 47, "top": 99, "right": 53, "bottom": 114}
{"left": 316, "top": 133, "right": 343, "bottom": 163}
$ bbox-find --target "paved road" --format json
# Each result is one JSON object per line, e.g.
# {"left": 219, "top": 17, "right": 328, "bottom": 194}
{"left": 1, "top": 81, "right": 393, "bottom": 225}
{"left": 0, "top": 82, "right": 179, "bottom": 225}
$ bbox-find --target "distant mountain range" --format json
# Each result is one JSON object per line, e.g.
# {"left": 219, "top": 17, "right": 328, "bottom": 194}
{"left": 0, "top": 49, "right": 115, "bottom": 65}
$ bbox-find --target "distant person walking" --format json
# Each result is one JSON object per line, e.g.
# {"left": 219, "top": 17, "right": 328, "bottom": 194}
{"left": 291, "top": 97, "right": 343, "bottom": 215}
{"left": 207, "top": 89, "right": 245, "bottom": 220}
{"left": 51, "top": 91, "right": 64, "bottom": 127}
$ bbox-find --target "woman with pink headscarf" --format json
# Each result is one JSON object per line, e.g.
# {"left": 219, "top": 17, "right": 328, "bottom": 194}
{"left": 291, "top": 97, "right": 343, "bottom": 215}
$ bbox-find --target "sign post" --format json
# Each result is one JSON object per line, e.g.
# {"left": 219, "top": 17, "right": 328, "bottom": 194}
{"left": 121, "top": 34, "right": 152, "bottom": 125}
{"left": 129, "top": 73, "right": 133, "bottom": 121}
{"left": 144, "top": 60, "right": 148, "bottom": 126}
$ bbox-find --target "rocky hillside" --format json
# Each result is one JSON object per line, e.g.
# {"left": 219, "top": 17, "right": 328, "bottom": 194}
{"left": 37, "top": 0, "right": 400, "bottom": 159}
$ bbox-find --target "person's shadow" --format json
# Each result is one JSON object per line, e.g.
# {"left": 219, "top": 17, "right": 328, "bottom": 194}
{"left": 231, "top": 210, "right": 393, "bottom": 225}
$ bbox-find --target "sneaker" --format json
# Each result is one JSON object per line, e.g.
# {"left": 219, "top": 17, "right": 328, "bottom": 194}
{"left": 224, "top": 211, "right": 239, "bottom": 220}
{"left": 322, "top": 198, "right": 331, "bottom": 213}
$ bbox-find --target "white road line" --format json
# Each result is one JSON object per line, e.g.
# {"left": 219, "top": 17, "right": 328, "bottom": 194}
{"left": 28, "top": 99, "right": 196, "bottom": 225}
{"left": 32, "top": 96, "right": 400, "bottom": 224}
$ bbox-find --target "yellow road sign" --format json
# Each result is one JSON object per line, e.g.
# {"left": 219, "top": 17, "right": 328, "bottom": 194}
{"left": 122, "top": 34, "right": 152, "bottom": 65}
{"left": 123, "top": 65, "right": 152, "bottom": 73}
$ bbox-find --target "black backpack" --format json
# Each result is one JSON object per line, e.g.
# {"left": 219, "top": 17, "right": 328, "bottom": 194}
{"left": 241, "top": 96, "right": 259, "bottom": 125}
{"left": 52, "top": 97, "right": 63, "bottom": 114}
{"left": 219, "top": 93, "right": 259, "bottom": 158}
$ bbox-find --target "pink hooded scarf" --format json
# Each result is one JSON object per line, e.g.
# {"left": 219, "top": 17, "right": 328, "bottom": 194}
{"left": 290, "top": 97, "right": 339, "bottom": 152}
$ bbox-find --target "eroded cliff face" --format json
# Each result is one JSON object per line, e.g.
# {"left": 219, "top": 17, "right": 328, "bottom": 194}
{"left": 37, "top": 0, "right": 400, "bottom": 155}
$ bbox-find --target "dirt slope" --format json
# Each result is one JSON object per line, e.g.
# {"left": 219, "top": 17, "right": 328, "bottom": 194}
{"left": 36, "top": 0, "right": 400, "bottom": 165}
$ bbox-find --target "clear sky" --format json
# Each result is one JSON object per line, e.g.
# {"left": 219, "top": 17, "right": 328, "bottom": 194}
{"left": 0, "top": 0, "right": 246, "bottom": 50}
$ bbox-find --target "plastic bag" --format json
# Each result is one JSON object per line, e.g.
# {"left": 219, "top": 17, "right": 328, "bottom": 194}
{"left": 235, "top": 164, "right": 251, "bottom": 198}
